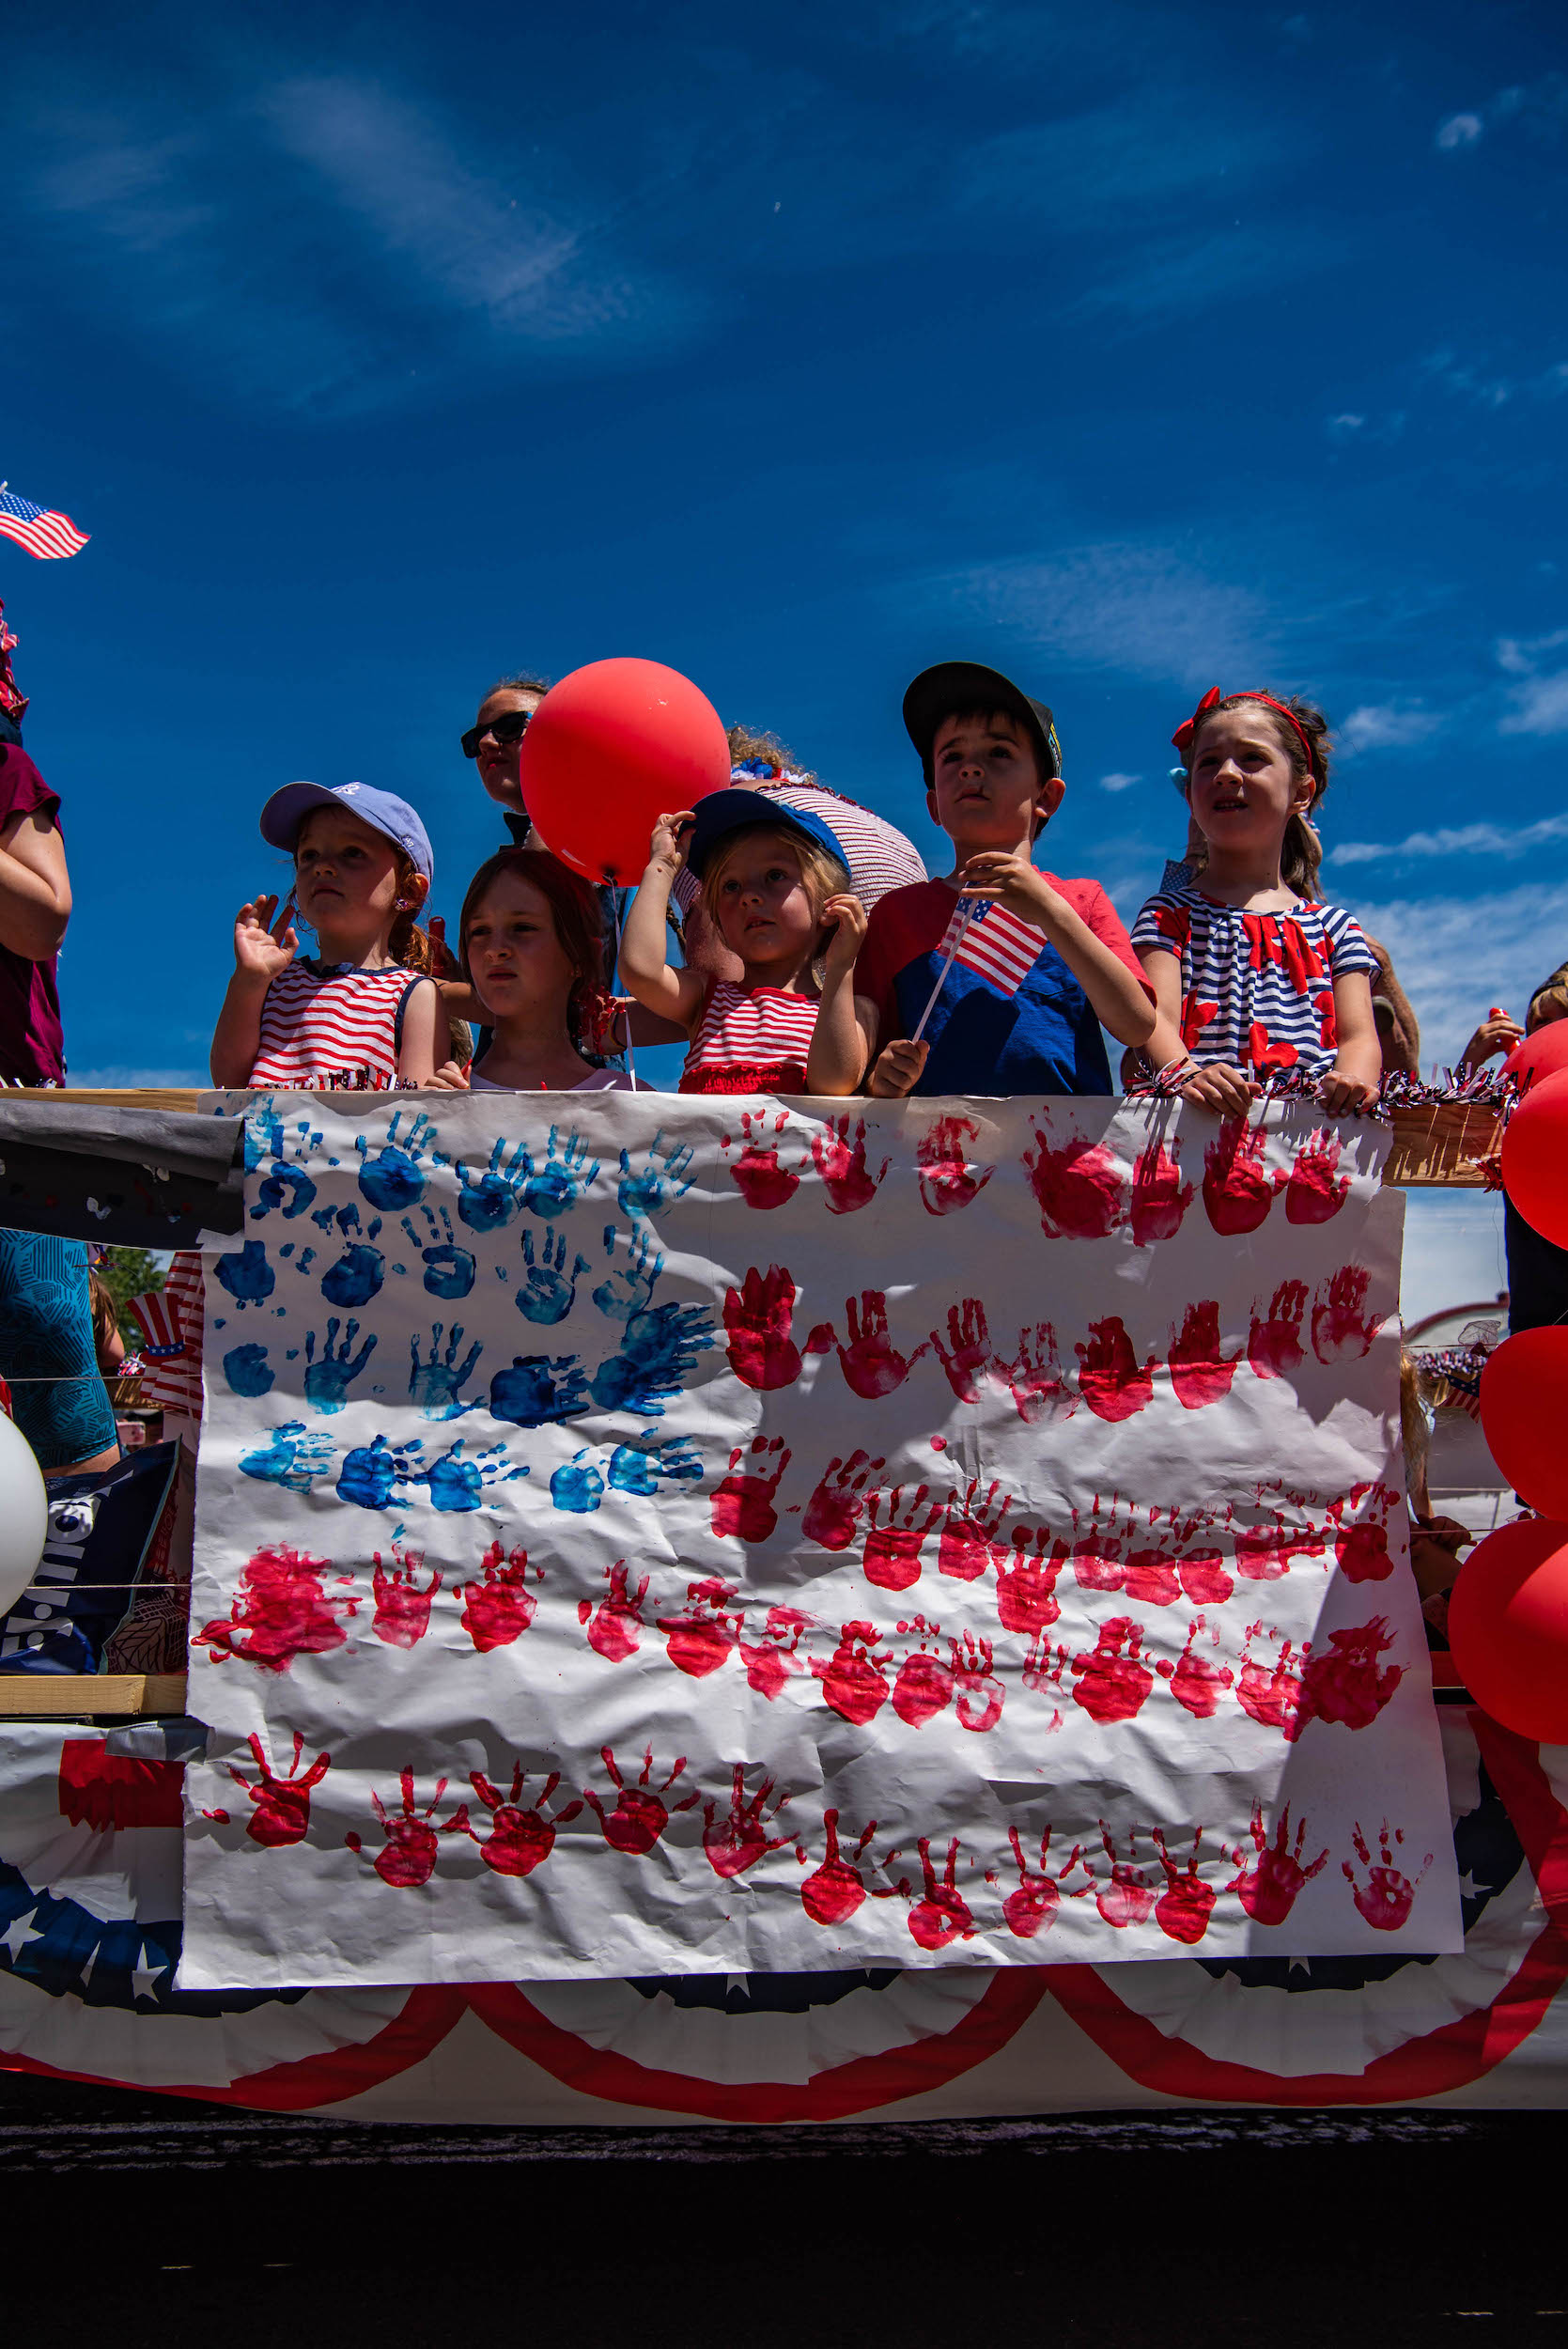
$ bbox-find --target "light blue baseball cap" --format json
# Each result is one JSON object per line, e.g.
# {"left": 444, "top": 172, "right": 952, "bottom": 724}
{"left": 259, "top": 780, "right": 434, "bottom": 882}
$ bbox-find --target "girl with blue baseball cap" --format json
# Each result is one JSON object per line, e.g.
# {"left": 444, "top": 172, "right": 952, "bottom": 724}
{"left": 210, "top": 780, "right": 449, "bottom": 1089}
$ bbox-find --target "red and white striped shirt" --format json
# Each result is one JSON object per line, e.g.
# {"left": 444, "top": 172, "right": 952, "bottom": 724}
{"left": 679, "top": 981, "right": 820, "bottom": 1096}
{"left": 250, "top": 961, "right": 424, "bottom": 1089}
{"left": 133, "top": 1251, "right": 206, "bottom": 1420}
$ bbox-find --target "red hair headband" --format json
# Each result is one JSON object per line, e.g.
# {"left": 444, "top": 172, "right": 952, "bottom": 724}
{"left": 1172, "top": 688, "right": 1321, "bottom": 787}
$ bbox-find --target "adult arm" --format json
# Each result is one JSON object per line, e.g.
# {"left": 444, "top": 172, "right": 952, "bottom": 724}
{"left": 0, "top": 804, "right": 70, "bottom": 961}
{"left": 1362, "top": 933, "right": 1421, "bottom": 1076}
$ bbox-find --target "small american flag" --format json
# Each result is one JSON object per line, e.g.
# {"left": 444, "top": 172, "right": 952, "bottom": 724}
{"left": 939, "top": 895, "right": 1043, "bottom": 995}
{"left": 0, "top": 488, "right": 90, "bottom": 561}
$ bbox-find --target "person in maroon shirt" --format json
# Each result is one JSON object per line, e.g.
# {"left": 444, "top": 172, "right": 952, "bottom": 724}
{"left": 0, "top": 741, "right": 70, "bottom": 1084}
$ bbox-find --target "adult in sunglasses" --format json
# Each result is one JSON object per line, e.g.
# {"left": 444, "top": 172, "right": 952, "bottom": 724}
{"left": 461, "top": 672, "right": 551, "bottom": 842}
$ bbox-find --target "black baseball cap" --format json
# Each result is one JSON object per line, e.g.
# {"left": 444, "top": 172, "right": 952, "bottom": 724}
{"left": 903, "top": 661, "right": 1063, "bottom": 785}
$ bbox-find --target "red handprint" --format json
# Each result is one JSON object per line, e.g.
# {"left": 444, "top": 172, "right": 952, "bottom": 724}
{"left": 1247, "top": 1281, "right": 1308, "bottom": 1380}
{"left": 723, "top": 1266, "right": 802, "bottom": 1391}
{"left": 1150, "top": 1827, "right": 1217, "bottom": 1944}
{"left": 1343, "top": 1818, "right": 1433, "bottom": 1931}
{"left": 738, "top": 1605, "right": 812, "bottom": 1702}
{"left": 1311, "top": 1265, "right": 1384, "bottom": 1363}
{"left": 892, "top": 1621, "right": 954, "bottom": 1728}
{"left": 1075, "top": 1317, "right": 1157, "bottom": 1423}
{"left": 1023, "top": 1121, "right": 1128, "bottom": 1239}
{"left": 582, "top": 1745, "right": 699, "bottom": 1856}
{"left": 1327, "top": 1482, "right": 1398, "bottom": 1583}
{"left": 371, "top": 1545, "right": 442, "bottom": 1649}
{"left": 1157, "top": 1615, "right": 1234, "bottom": 1719}
{"left": 995, "top": 1525, "right": 1065, "bottom": 1638}
{"left": 907, "top": 1835, "right": 976, "bottom": 1950}
{"left": 351, "top": 1769, "right": 470, "bottom": 1889}
{"left": 457, "top": 1539, "right": 542, "bottom": 1654}
{"left": 1071, "top": 1498, "right": 1125, "bottom": 1593}
{"left": 1095, "top": 1825, "right": 1157, "bottom": 1927}
{"left": 1285, "top": 1128, "right": 1350, "bottom": 1224}
{"left": 1202, "top": 1115, "right": 1283, "bottom": 1237}
{"left": 1177, "top": 1548, "right": 1233, "bottom": 1605}
{"left": 952, "top": 1631, "right": 1004, "bottom": 1731}
{"left": 834, "top": 1291, "right": 928, "bottom": 1399}
{"left": 1225, "top": 1802, "right": 1328, "bottom": 1924}
{"left": 810, "top": 1620, "right": 893, "bottom": 1725}
{"left": 225, "top": 1731, "right": 331, "bottom": 1847}
{"left": 811, "top": 1114, "right": 890, "bottom": 1214}
{"left": 464, "top": 1765, "right": 581, "bottom": 1878}
{"left": 802, "top": 1450, "right": 885, "bottom": 1550}
{"left": 1121, "top": 1539, "right": 1181, "bottom": 1607}
{"left": 195, "top": 1544, "right": 356, "bottom": 1674}
{"left": 722, "top": 1109, "right": 800, "bottom": 1208}
{"left": 657, "top": 1578, "right": 743, "bottom": 1677}
{"left": 1070, "top": 1618, "right": 1154, "bottom": 1724}
{"left": 927, "top": 1298, "right": 993, "bottom": 1403}
{"left": 862, "top": 1482, "right": 942, "bottom": 1592}
{"left": 939, "top": 1477, "right": 1013, "bottom": 1582}
{"left": 1234, "top": 1623, "right": 1305, "bottom": 1737}
{"left": 917, "top": 1114, "right": 994, "bottom": 1215}
{"left": 1167, "top": 1299, "right": 1242, "bottom": 1410}
{"left": 577, "top": 1560, "right": 649, "bottom": 1663}
{"left": 1001, "top": 1322, "right": 1076, "bottom": 1424}
{"left": 800, "top": 1810, "right": 894, "bottom": 1925}
{"left": 1234, "top": 1508, "right": 1326, "bottom": 1583}
{"left": 1297, "top": 1616, "right": 1404, "bottom": 1733}
{"left": 710, "top": 1437, "right": 791, "bottom": 1542}
{"left": 1129, "top": 1129, "right": 1194, "bottom": 1246}
{"left": 1001, "top": 1825, "right": 1093, "bottom": 1938}
{"left": 702, "top": 1765, "right": 795, "bottom": 1878}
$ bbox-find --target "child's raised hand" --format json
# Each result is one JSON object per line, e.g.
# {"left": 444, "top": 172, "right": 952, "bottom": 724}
{"left": 233, "top": 894, "right": 298, "bottom": 985}
{"left": 646, "top": 810, "right": 695, "bottom": 878}
{"left": 1178, "top": 1060, "right": 1258, "bottom": 1117}
{"left": 427, "top": 914, "right": 462, "bottom": 981}
{"left": 819, "top": 891, "right": 867, "bottom": 974}
{"left": 868, "top": 1037, "right": 929, "bottom": 1098}
{"left": 1458, "top": 1010, "right": 1523, "bottom": 1068}
{"left": 956, "top": 848, "right": 1048, "bottom": 928}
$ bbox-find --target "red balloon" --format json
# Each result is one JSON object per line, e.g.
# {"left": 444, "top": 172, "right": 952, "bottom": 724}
{"left": 1447, "top": 1516, "right": 1568, "bottom": 1742}
{"left": 1479, "top": 1329, "right": 1568, "bottom": 1517}
{"left": 1501, "top": 1019, "right": 1568, "bottom": 1094}
{"left": 1499, "top": 1066, "right": 1568, "bottom": 1249}
{"left": 518, "top": 658, "right": 730, "bottom": 886}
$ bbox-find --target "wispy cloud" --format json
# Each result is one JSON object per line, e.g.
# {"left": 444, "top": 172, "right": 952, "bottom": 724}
{"left": 1421, "top": 348, "right": 1568, "bottom": 411}
{"left": 1338, "top": 703, "right": 1442, "bottom": 754}
{"left": 1436, "top": 113, "right": 1483, "bottom": 150}
{"left": 1433, "top": 74, "right": 1568, "bottom": 153}
{"left": 1079, "top": 223, "right": 1340, "bottom": 326}
{"left": 1098, "top": 771, "right": 1141, "bottom": 794}
{"left": 1343, "top": 882, "right": 1568, "bottom": 1068}
{"left": 1498, "top": 628, "right": 1568, "bottom": 736}
{"left": 1333, "top": 813, "right": 1568, "bottom": 866}
{"left": 937, "top": 541, "right": 1274, "bottom": 686}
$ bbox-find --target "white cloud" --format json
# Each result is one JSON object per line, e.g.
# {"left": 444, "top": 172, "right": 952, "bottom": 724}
{"left": 1338, "top": 703, "right": 1442, "bottom": 754}
{"left": 941, "top": 542, "right": 1273, "bottom": 686}
{"left": 1497, "top": 628, "right": 1568, "bottom": 736}
{"left": 1341, "top": 881, "right": 1568, "bottom": 1068}
{"left": 1333, "top": 813, "right": 1568, "bottom": 866}
{"left": 1098, "top": 771, "right": 1141, "bottom": 795}
{"left": 1327, "top": 413, "right": 1364, "bottom": 439}
{"left": 1436, "top": 113, "right": 1483, "bottom": 150}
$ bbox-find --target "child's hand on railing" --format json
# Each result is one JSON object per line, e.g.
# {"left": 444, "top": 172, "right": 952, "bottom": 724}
{"left": 426, "top": 1060, "right": 470, "bottom": 1091}
{"left": 867, "top": 1038, "right": 928, "bottom": 1098}
{"left": 1176, "top": 1060, "right": 1256, "bottom": 1116}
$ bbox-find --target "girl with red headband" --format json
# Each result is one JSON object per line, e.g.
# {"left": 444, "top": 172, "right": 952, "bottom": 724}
{"left": 1131, "top": 690, "right": 1382, "bottom": 1114}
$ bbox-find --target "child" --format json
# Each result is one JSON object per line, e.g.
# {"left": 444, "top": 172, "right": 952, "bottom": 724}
{"left": 620, "top": 789, "right": 873, "bottom": 1095}
{"left": 1131, "top": 689, "right": 1381, "bottom": 1114}
{"left": 860, "top": 662, "right": 1155, "bottom": 1097}
{"left": 210, "top": 782, "right": 446, "bottom": 1088}
{"left": 441, "top": 847, "right": 644, "bottom": 1092}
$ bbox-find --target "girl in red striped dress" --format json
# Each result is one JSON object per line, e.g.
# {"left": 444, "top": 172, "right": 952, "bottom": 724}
{"left": 210, "top": 781, "right": 447, "bottom": 1089}
{"left": 620, "top": 789, "right": 876, "bottom": 1096}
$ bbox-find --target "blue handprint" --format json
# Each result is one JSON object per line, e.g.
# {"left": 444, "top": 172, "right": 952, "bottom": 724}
{"left": 303, "top": 1318, "right": 378, "bottom": 1414}
{"left": 616, "top": 1128, "right": 696, "bottom": 1222}
{"left": 248, "top": 1113, "right": 323, "bottom": 1222}
{"left": 452, "top": 1136, "right": 532, "bottom": 1234}
{"left": 590, "top": 1300, "right": 716, "bottom": 1418}
{"left": 408, "top": 1323, "right": 484, "bottom": 1420}
{"left": 355, "top": 1109, "right": 439, "bottom": 1211}
{"left": 214, "top": 1239, "right": 275, "bottom": 1309}
{"left": 591, "top": 1223, "right": 665, "bottom": 1322}
{"left": 312, "top": 1200, "right": 371, "bottom": 1235}
{"left": 400, "top": 1206, "right": 475, "bottom": 1300}
{"left": 321, "top": 1241, "right": 386, "bottom": 1307}
{"left": 223, "top": 1342, "right": 274, "bottom": 1398}
{"left": 241, "top": 1104, "right": 283, "bottom": 1174}
{"left": 337, "top": 1432, "right": 424, "bottom": 1511}
{"left": 489, "top": 1352, "right": 591, "bottom": 1428}
{"left": 517, "top": 1227, "right": 589, "bottom": 1326}
{"left": 523, "top": 1126, "right": 600, "bottom": 1220}
{"left": 422, "top": 1439, "right": 525, "bottom": 1514}
{"left": 608, "top": 1431, "right": 705, "bottom": 1497}
{"left": 550, "top": 1449, "right": 606, "bottom": 1514}
{"left": 240, "top": 1421, "right": 335, "bottom": 1493}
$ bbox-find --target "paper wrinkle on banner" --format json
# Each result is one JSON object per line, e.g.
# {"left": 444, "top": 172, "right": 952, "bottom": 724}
{"left": 179, "top": 1092, "right": 1460, "bottom": 1990}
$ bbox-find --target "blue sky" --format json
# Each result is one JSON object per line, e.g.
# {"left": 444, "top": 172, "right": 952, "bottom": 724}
{"left": 4, "top": 0, "right": 1566, "bottom": 1086}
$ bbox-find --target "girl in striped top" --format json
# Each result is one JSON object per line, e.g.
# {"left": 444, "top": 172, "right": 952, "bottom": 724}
{"left": 210, "top": 781, "right": 447, "bottom": 1089}
{"left": 1132, "top": 691, "right": 1381, "bottom": 1114}
{"left": 620, "top": 788, "right": 877, "bottom": 1096}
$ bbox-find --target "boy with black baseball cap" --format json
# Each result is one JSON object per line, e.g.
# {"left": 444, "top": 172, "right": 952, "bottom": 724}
{"left": 858, "top": 661, "right": 1155, "bottom": 1097}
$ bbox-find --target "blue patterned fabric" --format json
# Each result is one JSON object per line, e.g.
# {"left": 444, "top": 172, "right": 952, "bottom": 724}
{"left": 0, "top": 1230, "right": 117, "bottom": 1470}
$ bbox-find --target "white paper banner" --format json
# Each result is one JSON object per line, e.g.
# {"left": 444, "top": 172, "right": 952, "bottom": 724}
{"left": 179, "top": 1092, "right": 1460, "bottom": 1988}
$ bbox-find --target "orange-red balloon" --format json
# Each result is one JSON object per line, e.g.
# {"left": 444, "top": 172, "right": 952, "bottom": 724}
{"left": 1501, "top": 1020, "right": 1568, "bottom": 1095}
{"left": 1499, "top": 1067, "right": 1568, "bottom": 1250}
{"left": 1480, "top": 1330, "right": 1568, "bottom": 1517}
{"left": 519, "top": 658, "right": 730, "bottom": 886}
{"left": 1447, "top": 1516, "right": 1568, "bottom": 1742}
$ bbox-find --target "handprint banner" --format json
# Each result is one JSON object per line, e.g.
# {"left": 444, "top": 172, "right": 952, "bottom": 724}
{"left": 179, "top": 1091, "right": 1461, "bottom": 1989}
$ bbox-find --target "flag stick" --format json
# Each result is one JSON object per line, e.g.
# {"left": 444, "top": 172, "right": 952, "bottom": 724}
{"left": 910, "top": 901, "right": 976, "bottom": 1044}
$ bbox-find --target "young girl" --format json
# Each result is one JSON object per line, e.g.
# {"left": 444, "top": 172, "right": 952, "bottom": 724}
{"left": 620, "top": 788, "right": 874, "bottom": 1095}
{"left": 210, "top": 782, "right": 445, "bottom": 1088}
{"left": 1132, "top": 690, "right": 1382, "bottom": 1114}
{"left": 440, "top": 847, "right": 644, "bottom": 1092}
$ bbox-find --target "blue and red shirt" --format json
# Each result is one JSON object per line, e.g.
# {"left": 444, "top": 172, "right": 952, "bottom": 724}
{"left": 1130, "top": 882, "right": 1378, "bottom": 1078}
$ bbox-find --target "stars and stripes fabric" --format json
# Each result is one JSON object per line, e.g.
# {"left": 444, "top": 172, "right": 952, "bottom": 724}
{"left": 938, "top": 895, "right": 1046, "bottom": 997}
{"left": 1131, "top": 882, "right": 1379, "bottom": 1080}
{"left": 679, "top": 979, "right": 819, "bottom": 1094}
{"left": 0, "top": 491, "right": 89, "bottom": 562}
{"left": 125, "top": 1273, "right": 205, "bottom": 1420}
{"left": 250, "top": 961, "right": 423, "bottom": 1090}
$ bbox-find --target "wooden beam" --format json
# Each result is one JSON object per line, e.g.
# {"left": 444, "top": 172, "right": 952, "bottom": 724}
{"left": 0, "top": 1673, "right": 188, "bottom": 1718}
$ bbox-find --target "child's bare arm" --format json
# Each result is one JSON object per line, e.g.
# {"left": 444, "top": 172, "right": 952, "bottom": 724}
{"left": 396, "top": 978, "right": 445, "bottom": 1088}
{"left": 620, "top": 813, "right": 708, "bottom": 1029}
{"left": 958, "top": 851, "right": 1153, "bottom": 1047}
{"left": 1138, "top": 945, "right": 1255, "bottom": 1116}
{"left": 211, "top": 894, "right": 294, "bottom": 1085}
{"left": 804, "top": 894, "right": 873, "bottom": 1095}
{"left": 1321, "top": 971, "right": 1381, "bottom": 1113}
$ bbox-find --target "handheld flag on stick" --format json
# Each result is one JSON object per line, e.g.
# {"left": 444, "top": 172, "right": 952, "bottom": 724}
{"left": 910, "top": 894, "right": 1043, "bottom": 1042}
{"left": 0, "top": 487, "right": 89, "bottom": 561}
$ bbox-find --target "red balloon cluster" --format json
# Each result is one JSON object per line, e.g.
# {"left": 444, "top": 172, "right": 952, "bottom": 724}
{"left": 518, "top": 657, "right": 730, "bottom": 887}
{"left": 1446, "top": 1027, "right": 1568, "bottom": 1740}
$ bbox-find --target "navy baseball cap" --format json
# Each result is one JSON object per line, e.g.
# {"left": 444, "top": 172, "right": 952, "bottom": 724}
{"left": 684, "top": 787, "right": 849, "bottom": 880}
{"left": 903, "top": 661, "right": 1063, "bottom": 785}
{"left": 260, "top": 781, "right": 434, "bottom": 882}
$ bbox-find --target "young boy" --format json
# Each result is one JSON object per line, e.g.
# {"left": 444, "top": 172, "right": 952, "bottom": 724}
{"left": 860, "top": 662, "right": 1156, "bottom": 1097}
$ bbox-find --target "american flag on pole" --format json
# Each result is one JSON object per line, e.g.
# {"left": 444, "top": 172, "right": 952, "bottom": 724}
{"left": 0, "top": 489, "right": 90, "bottom": 561}
{"left": 939, "top": 894, "right": 1043, "bottom": 995}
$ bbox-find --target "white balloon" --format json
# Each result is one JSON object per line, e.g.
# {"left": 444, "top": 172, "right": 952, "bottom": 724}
{"left": 0, "top": 1410, "right": 49, "bottom": 1617}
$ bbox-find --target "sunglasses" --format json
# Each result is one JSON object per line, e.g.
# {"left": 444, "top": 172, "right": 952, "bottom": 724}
{"left": 461, "top": 708, "right": 533, "bottom": 759}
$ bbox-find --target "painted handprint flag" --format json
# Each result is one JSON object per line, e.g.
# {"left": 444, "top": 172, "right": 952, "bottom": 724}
{"left": 180, "top": 1092, "right": 1461, "bottom": 1988}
